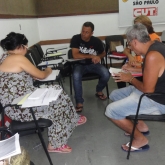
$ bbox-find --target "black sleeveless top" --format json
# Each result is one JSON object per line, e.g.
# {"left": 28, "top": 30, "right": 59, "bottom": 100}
{"left": 143, "top": 41, "right": 165, "bottom": 105}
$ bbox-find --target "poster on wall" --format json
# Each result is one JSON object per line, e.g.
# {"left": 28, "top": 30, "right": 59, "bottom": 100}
{"left": 119, "top": 0, "right": 165, "bottom": 27}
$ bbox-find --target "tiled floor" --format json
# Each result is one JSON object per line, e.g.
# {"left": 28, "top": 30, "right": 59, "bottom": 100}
{"left": 20, "top": 77, "right": 165, "bottom": 165}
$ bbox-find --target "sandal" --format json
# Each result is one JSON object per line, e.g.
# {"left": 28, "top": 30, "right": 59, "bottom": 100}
{"left": 121, "top": 142, "right": 150, "bottom": 152}
{"left": 95, "top": 93, "right": 107, "bottom": 100}
{"left": 77, "top": 115, "right": 87, "bottom": 126}
{"left": 48, "top": 144, "right": 72, "bottom": 153}
{"left": 75, "top": 106, "right": 83, "bottom": 112}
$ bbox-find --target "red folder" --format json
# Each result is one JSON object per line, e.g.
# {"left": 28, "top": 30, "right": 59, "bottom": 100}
{"left": 112, "top": 51, "right": 126, "bottom": 56}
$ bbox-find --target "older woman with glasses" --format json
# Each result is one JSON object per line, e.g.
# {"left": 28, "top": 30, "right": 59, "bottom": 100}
{"left": 0, "top": 32, "right": 87, "bottom": 153}
{"left": 106, "top": 23, "right": 165, "bottom": 152}
{"left": 117, "top": 15, "right": 161, "bottom": 89}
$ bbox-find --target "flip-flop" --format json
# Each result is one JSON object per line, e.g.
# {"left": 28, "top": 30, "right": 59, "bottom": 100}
{"left": 121, "top": 142, "right": 150, "bottom": 152}
{"left": 48, "top": 145, "right": 72, "bottom": 153}
{"left": 75, "top": 106, "right": 83, "bottom": 112}
{"left": 124, "top": 131, "right": 150, "bottom": 137}
{"left": 95, "top": 93, "right": 107, "bottom": 100}
{"left": 77, "top": 115, "right": 87, "bottom": 126}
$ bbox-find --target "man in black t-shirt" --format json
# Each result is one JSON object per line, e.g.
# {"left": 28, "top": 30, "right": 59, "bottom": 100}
{"left": 70, "top": 22, "right": 110, "bottom": 112}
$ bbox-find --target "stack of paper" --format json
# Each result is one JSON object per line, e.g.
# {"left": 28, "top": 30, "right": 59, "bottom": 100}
{"left": 28, "top": 88, "right": 48, "bottom": 99}
{"left": 41, "top": 88, "right": 62, "bottom": 105}
{"left": 109, "top": 67, "right": 142, "bottom": 77}
{"left": 0, "top": 133, "right": 21, "bottom": 161}
{"left": 11, "top": 88, "right": 63, "bottom": 108}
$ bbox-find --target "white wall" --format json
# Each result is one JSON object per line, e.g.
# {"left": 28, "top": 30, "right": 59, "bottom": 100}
{"left": 0, "top": 18, "right": 39, "bottom": 56}
{"left": 38, "top": 13, "right": 165, "bottom": 60}
{"left": 38, "top": 13, "right": 127, "bottom": 56}
{"left": 38, "top": 13, "right": 125, "bottom": 40}
{"left": 38, "top": 13, "right": 165, "bottom": 41}
{"left": 0, "top": 13, "right": 165, "bottom": 59}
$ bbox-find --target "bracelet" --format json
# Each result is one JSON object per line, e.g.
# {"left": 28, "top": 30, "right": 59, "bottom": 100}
{"left": 129, "top": 77, "right": 135, "bottom": 83}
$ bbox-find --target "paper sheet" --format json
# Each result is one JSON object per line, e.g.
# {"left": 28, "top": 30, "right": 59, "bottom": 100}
{"left": 36, "top": 70, "right": 60, "bottom": 81}
{"left": 109, "top": 67, "right": 121, "bottom": 75}
{"left": 108, "top": 54, "right": 127, "bottom": 59}
{"left": 0, "top": 133, "right": 21, "bottom": 161}
{"left": 109, "top": 67, "right": 142, "bottom": 77}
{"left": 18, "top": 93, "right": 31, "bottom": 105}
{"left": 116, "top": 45, "right": 124, "bottom": 52}
{"left": 45, "top": 52, "right": 63, "bottom": 57}
{"left": 38, "top": 59, "right": 63, "bottom": 66}
{"left": 42, "top": 88, "right": 62, "bottom": 105}
{"left": 28, "top": 88, "right": 48, "bottom": 100}
{"left": 11, "top": 93, "right": 31, "bottom": 105}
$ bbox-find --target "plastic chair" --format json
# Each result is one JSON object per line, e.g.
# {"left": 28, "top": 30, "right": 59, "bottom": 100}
{"left": 33, "top": 44, "right": 45, "bottom": 59}
{"left": 33, "top": 44, "right": 66, "bottom": 60}
{"left": 67, "top": 49, "right": 109, "bottom": 96}
{"left": 29, "top": 47, "right": 64, "bottom": 70}
{"left": 28, "top": 48, "right": 42, "bottom": 66}
{"left": 0, "top": 102, "right": 53, "bottom": 165}
{"left": 126, "top": 92, "right": 165, "bottom": 159}
{"left": 25, "top": 50, "right": 37, "bottom": 67}
{"left": 25, "top": 50, "right": 64, "bottom": 89}
{"left": 105, "top": 35, "right": 127, "bottom": 67}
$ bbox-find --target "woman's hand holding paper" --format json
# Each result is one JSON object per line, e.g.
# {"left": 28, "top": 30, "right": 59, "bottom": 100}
{"left": 112, "top": 72, "right": 132, "bottom": 82}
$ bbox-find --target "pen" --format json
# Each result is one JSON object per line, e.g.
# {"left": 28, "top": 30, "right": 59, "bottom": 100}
{"left": 46, "top": 61, "right": 48, "bottom": 66}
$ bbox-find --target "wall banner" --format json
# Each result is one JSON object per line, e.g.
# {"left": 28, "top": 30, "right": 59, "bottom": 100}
{"left": 119, "top": 0, "right": 165, "bottom": 27}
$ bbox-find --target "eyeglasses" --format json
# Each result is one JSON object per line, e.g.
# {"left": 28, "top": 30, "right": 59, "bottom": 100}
{"left": 127, "top": 40, "right": 133, "bottom": 49}
{"left": 22, "top": 44, "right": 29, "bottom": 50}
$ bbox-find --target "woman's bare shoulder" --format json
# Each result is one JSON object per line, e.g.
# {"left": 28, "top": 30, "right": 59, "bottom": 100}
{"left": 5, "top": 55, "right": 28, "bottom": 64}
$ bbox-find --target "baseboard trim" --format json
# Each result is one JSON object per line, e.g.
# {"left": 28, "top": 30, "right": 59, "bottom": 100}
{"left": 107, "top": 63, "right": 123, "bottom": 68}
{"left": 39, "top": 32, "right": 162, "bottom": 45}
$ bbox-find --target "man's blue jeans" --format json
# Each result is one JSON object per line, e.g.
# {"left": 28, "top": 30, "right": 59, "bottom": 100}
{"left": 73, "top": 63, "right": 110, "bottom": 104}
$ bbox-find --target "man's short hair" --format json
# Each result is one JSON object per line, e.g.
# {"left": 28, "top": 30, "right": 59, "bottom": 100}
{"left": 126, "top": 23, "right": 151, "bottom": 43}
{"left": 83, "top": 22, "right": 94, "bottom": 32}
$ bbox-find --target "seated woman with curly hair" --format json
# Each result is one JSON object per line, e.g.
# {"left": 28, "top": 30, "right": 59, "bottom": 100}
{"left": 0, "top": 32, "right": 87, "bottom": 153}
